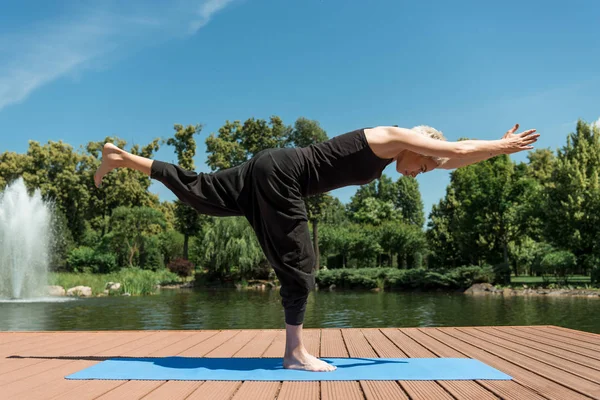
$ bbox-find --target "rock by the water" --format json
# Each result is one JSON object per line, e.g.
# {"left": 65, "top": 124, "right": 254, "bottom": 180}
{"left": 464, "top": 283, "right": 495, "bottom": 294}
{"left": 329, "top": 284, "right": 336, "bottom": 291}
{"left": 47, "top": 285, "right": 65, "bottom": 296}
{"left": 122, "top": 292, "right": 131, "bottom": 296}
{"left": 66, "top": 286, "right": 92, "bottom": 297}
{"left": 106, "top": 282, "right": 121, "bottom": 291}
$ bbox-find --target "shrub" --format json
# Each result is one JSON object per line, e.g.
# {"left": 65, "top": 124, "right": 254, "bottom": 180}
{"left": 449, "top": 265, "right": 495, "bottom": 288}
{"left": 315, "top": 265, "right": 495, "bottom": 291}
{"left": 66, "top": 247, "right": 118, "bottom": 273}
{"left": 167, "top": 258, "right": 195, "bottom": 278}
{"left": 541, "top": 251, "right": 577, "bottom": 285}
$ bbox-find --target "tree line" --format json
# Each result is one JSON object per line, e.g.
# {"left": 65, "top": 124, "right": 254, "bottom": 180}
{"left": 0, "top": 117, "right": 598, "bottom": 285}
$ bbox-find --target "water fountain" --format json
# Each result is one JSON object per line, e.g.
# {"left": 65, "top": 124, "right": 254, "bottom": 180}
{"left": 0, "top": 178, "right": 52, "bottom": 300}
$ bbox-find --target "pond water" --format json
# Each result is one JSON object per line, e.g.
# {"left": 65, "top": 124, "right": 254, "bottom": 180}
{"left": 1, "top": 290, "right": 599, "bottom": 334}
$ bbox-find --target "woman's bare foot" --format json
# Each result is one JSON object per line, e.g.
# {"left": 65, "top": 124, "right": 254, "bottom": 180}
{"left": 283, "top": 349, "right": 336, "bottom": 372}
{"left": 94, "top": 143, "right": 125, "bottom": 188}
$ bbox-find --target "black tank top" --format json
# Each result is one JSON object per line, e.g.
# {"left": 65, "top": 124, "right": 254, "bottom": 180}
{"left": 295, "top": 128, "right": 394, "bottom": 197}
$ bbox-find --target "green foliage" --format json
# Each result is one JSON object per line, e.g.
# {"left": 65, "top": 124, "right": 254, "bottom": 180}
{"left": 540, "top": 250, "right": 577, "bottom": 285}
{"left": 194, "top": 217, "right": 266, "bottom": 279}
{"left": 48, "top": 207, "right": 75, "bottom": 271}
{"left": 108, "top": 206, "right": 166, "bottom": 267}
{"left": 544, "top": 120, "right": 600, "bottom": 265}
{"left": 316, "top": 266, "right": 494, "bottom": 291}
{"left": 159, "top": 230, "right": 185, "bottom": 265}
{"left": 348, "top": 175, "right": 425, "bottom": 227}
{"left": 66, "top": 246, "right": 118, "bottom": 274}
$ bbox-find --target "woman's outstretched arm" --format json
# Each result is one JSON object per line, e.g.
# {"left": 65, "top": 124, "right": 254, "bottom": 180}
{"left": 435, "top": 124, "right": 538, "bottom": 170}
{"left": 365, "top": 125, "right": 538, "bottom": 160}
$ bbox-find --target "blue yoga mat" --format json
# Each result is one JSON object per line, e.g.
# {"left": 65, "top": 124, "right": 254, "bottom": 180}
{"left": 66, "top": 357, "right": 512, "bottom": 381}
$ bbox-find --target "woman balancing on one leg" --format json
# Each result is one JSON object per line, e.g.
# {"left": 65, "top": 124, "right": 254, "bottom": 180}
{"left": 94, "top": 124, "right": 539, "bottom": 372}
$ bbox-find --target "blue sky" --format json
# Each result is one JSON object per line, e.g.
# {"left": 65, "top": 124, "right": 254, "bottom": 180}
{"left": 1, "top": 0, "right": 599, "bottom": 222}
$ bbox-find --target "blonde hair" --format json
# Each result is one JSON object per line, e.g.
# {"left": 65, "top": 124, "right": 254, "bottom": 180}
{"left": 411, "top": 125, "right": 448, "bottom": 166}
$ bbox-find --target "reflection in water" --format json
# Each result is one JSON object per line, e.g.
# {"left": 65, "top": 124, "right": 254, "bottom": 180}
{"left": 0, "top": 290, "right": 598, "bottom": 334}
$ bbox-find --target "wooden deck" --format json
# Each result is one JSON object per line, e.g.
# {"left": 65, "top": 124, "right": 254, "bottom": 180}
{"left": 0, "top": 325, "right": 599, "bottom": 399}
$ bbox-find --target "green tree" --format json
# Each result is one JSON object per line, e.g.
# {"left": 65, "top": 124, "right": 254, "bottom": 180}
{"left": 108, "top": 206, "right": 166, "bottom": 267}
{"left": 196, "top": 217, "right": 266, "bottom": 279}
{"left": 395, "top": 176, "right": 425, "bottom": 227}
{"left": 348, "top": 174, "right": 424, "bottom": 227}
{"left": 427, "top": 155, "right": 530, "bottom": 270}
{"left": 544, "top": 120, "right": 600, "bottom": 271}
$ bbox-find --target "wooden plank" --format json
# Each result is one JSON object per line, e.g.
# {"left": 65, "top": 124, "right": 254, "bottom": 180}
{"left": 422, "top": 328, "right": 592, "bottom": 400}
{"left": 320, "top": 329, "right": 347, "bottom": 358}
{"left": 401, "top": 381, "right": 454, "bottom": 400}
{"left": 177, "top": 330, "right": 240, "bottom": 357}
{"left": 126, "top": 332, "right": 197, "bottom": 357}
{"left": 380, "top": 329, "right": 436, "bottom": 358}
{"left": 360, "top": 381, "right": 408, "bottom": 400}
{"left": 451, "top": 327, "right": 600, "bottom": 397}
{"left": 436, "top": 381, "right": 500, "bottom": 400}
{"left": 141, "top": 381, "right": 204, "bottom": 400}
{"left": 546, "top": 325, "right": 600, "bottom": 341}
{"left": 205, "top": 330, "right": 259, "bottom": 357}
{"left": 2, "top": 327, "right": 599, "bottom": 400}
{"left": 0, "top": 360, "right": 98, "bottom": 399}
{"left": 93, "top": 332, "right": 204, "bottom": 399}
{"left": 322, "top": 381, "right": 364, "bottom": 400}
{"left": 390, "top": 328, "right": 498, "bottom": 400}
{"left": 51, "top": 380, "right": 127, "bottom": 400}
{"left": 42, "top": 332, "right": 168, "bottom": 400}
{"left": 493, "top": 326, "right": 600, "bottom": 363}
{"left": 355, "top": 329, "right": 410, "bottom": 400}
{"left": 261, "top": 330, "right": 285, "bottom": 358}
{"left": 231, "top": 381, "right": 280, "bottom": 400}
{"left": 524, "top": 326, "right": 600, "bottom": 351}
{"left": 303, "top": 328, "right": 321, "bottom": 357}
{"left": 96, "top": 381, "right": 165, "bottom": 400}
{"left": 402, "top": 328, "right": 545, "bottom": 400}
{"left": 234, "top": 330, "right": 279, "bottom": 358}
{"left": 341, "top": 329, "right": 378, "bottom": 358}
{"left": 278, "top": 381, "right": 320, "bottom": 400}
{"left": 186, "top": 381, "right": 242, "bottom": 400}
{"left": 148, "top": 331, "right": 220, "bottom": 357}
{"left": 342, "top": 329, "right": 409, "bottom": 400}
{"left": 320, "top": 328, "right": 364, "bottom": 400}
{"left": 476, "top": 327, "right": 600, "bottom": 371}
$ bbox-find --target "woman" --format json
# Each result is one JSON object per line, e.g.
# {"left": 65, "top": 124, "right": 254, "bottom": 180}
{"left": 94, "top": 123, "right": 538, "bottom": 372}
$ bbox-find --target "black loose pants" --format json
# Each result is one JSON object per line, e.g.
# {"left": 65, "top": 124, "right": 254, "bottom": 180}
{"left": 151, "top": 147, "right": 313, "bottom": 325}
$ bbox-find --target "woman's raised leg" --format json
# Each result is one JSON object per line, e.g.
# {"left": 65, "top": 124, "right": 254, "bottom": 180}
{"left": 94, "top": 143, "right": 153, "bottom": 187}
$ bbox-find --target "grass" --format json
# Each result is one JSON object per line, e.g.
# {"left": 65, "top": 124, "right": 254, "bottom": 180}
{"left": 49, "top": 268, "right": 183, "bottom": 296}
{"left": 511, "top": 275, "right": 591, "bottom": 285}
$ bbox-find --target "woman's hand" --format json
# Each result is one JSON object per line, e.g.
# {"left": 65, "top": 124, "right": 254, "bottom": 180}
{"left": 501, "top": 123, "right": 539, "bottom": 154}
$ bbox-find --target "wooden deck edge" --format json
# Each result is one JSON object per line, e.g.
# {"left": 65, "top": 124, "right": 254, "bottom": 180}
{"left": 546, "top": 325, "right": 600, "bottom": 337}
{"left": 1, "top": 325, "right": 560, "bottom": 334}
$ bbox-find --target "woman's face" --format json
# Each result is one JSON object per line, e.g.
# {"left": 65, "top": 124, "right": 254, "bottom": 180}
{"left": 395, "top": 150, "right": 438, "bottom": 177}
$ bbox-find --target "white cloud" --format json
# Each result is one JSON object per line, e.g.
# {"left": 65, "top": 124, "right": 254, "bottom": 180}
{"left": 190, "top": 0, "right": 237, "bottom": 33}
{"left": 0, "top": 1, "right": 237, "bottom": 112}
{"left": 593, "top": 117, "right": 600, "bottom": 128}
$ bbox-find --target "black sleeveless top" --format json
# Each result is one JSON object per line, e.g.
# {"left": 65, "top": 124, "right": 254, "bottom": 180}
{"left": 295, "top": 128, "right": 394, "bottom": 197}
